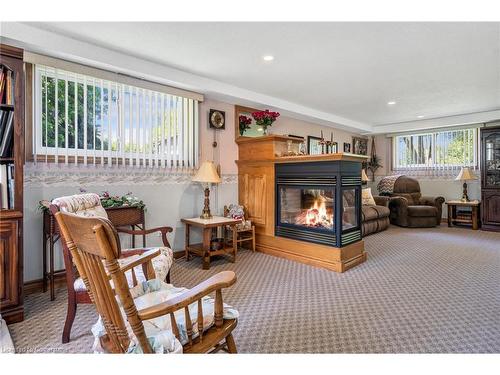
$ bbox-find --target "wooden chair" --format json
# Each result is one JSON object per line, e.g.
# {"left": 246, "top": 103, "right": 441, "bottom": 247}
{"left": 49, "top": 193, "right": 174, "bottom": 344}
{"left": 223, "top": 205, "right": 256, "bottom": 252}
{"left": 54, "top": 210, "right": 238, "bottom": 354}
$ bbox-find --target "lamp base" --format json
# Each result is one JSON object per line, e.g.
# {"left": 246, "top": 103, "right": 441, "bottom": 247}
{"left": 200, "top": 187, "right": 213, "bottom": 219}
{"left": 200, "top": 212, "right": 213, "bottom": 220}
{"left": 461, "top": 182, "right": 470, "bottom": 202}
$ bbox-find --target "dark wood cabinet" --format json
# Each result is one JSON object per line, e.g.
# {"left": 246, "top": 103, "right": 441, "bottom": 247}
{"left": 0, "top": 44, "right": 24, "bottom": 323}
{"left": 480, "top": 125, "right": 500, "bottom": 232}
{"left": 0, "top": 219, "right": 20, "bottom": 309}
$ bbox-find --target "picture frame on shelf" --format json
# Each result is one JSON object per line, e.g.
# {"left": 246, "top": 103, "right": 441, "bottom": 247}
{"left": 328, "top": 142, "right": 338, "bottom": 153}
{"left": 343, "top": 142, "right": 351, "bottom": 153}
{"left": 286, "top": 134, "right": 305, "bottom": 141}
{"left": 352, "top": 137, "right": 368, "bottom": 155}
{"left": 307, "top": 136, "right": 323, "bottom": 155}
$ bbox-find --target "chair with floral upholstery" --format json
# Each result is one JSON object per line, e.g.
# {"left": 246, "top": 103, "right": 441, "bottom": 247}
{"left": 49, "top": 193, "right": 174, "bottom": 344}
{"left": 54, "top": 210, "right": 238, "bottom": 354}
{"left": 223, "top": 204, "right": 255, "bottom": 252}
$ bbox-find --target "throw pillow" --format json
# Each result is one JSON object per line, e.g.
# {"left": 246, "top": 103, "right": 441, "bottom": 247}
{"left": 362, "top": 187, "right": 376, "bottom": 206}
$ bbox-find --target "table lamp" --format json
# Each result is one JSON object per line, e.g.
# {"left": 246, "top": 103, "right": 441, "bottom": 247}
{"left": 192, "top": 161, "right": 221, "bottom": 219}
{"left": 455, "top": 167, "right": 477, "bottom": 202}
{"left": 361, "top": 169, "right": 369, "bottom": 185}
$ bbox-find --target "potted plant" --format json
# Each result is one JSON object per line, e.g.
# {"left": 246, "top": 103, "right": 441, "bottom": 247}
{"left": 99, "top": 191, "right": 145, "bottom": 210}
{"left": 37, "top": 190, "right": 145, "bottom": 212}
{"left": 251, "top": 109, "right": 280, "bottom": 135}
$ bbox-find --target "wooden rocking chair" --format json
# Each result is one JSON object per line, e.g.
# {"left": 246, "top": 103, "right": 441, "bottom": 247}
{"left": 49, "top": 193, "right": 174, "bottom": 344}
{"left": 54, "top": 210, "right": 238, "bottom": 354}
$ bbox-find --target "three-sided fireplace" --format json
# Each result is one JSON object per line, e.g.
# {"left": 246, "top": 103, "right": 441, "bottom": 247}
{"left": 275, "top": 161, "right": 362, "bottom": 247}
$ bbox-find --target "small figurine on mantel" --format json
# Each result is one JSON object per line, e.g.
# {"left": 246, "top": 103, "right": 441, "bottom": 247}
{"left": 299, "top": 140, "right": 307, "bottom": 155}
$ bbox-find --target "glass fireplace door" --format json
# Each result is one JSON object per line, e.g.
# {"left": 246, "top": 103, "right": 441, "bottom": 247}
{"left": 341, "top": 187, "right": 359, "bottom": 231}
{"left": 278, "top": 186, "right": 335, "bottom": 233}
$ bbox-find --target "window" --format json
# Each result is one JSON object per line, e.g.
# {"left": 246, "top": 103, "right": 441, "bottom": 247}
{"left": 33, "top": 65, "right": 199, "bottom": 168}
{"left": 393, "top": 127, "right": 478, "bottom": 175}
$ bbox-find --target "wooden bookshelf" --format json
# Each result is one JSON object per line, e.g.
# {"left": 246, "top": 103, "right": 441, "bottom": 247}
{"left": 0, "top": 43, "right": 24, "bottom": 323}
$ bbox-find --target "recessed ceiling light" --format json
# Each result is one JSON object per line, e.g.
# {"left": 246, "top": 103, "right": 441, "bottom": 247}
{"left": 262, "top": 55, "right": 274, "bottom": 62}
{"left": 417, "top": 115, "right": 425, "bottom": 119}
{"left": 387, "top": 101, "right": 397, "bottom": 105}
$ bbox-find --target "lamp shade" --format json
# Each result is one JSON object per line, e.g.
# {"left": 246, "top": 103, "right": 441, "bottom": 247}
{"left": 192, "top": 161, "right": 221, "bottom": 184}
{"left": 455, "top": 167, "right": 477, "bottom": 181}
{"left": 361, "top": 169, "right": 369, "bottom": 182}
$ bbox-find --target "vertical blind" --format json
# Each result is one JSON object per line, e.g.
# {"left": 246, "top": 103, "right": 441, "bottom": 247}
{"left": 33, "top": 65, "right": 199, "bottom": 169}
{"left": 393, "top": 127, "right": 478, "bottom": 177}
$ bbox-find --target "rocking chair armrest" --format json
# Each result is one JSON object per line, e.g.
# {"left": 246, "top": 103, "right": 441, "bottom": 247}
{"left": 120, "top": 249, "right": 148, "bottom": 258}
{"left": 117, "top": 248, "right": 161, "bottom": 275}
{"left": 137, "top": 271, "right": 237, "bottom": 321}
{"left": 116, "top": 226, "right": 173, "bottom": 247}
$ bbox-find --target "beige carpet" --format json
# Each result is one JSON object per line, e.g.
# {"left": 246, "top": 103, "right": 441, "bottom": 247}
{"left": 8, "top": 226, "right": 500, "bottom": 353}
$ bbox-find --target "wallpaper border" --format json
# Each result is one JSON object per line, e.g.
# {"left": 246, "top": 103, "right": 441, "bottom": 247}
{"left": 24, "top": 163, "right": 238, "bottom": 187}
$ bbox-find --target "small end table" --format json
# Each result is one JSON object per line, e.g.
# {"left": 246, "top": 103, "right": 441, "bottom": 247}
{"left": 446, "top": 200, "right": 480, "bottom": 230}
{"left": 181, "top": 216, "right": 241, "bottom": 269}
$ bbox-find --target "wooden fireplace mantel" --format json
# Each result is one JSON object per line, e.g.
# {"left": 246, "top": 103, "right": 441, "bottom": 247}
{"left": 236, "top": 134, "right": 367, "bottom": 272}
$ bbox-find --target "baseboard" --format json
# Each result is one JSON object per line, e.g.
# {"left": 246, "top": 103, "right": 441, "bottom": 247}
{"left": 24, "top": 273, "right": 67, "bottom": 296}
{"left": 1, "top": 306, "right": 24, "bottom": 324}
{"left": 173, "top": 250, "right": 185, "bottom": 259}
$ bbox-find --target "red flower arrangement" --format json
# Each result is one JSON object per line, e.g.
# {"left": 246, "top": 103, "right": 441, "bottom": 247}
{"left": 238, "top": 115, "right": 252, "bottom": 136}
{"left": 251, "top": 110, "right": 280, "bottom": 134}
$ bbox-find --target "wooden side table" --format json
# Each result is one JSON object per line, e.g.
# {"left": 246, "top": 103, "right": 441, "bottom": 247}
{"left": 446, "top": 200, "right": 480, "bottom": 230}
{"left": 42, "top": 206, "right": 146, "bottom": 301}
{"left": 181, "top": 216, "right": 241, "bottom": 270}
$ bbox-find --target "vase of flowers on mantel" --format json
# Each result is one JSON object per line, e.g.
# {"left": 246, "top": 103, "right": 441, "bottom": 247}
{"left": 251, "top": 109, "right": 280, "bottom": 135}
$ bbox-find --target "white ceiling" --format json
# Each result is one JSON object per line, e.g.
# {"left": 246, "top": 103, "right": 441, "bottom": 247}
{"left": 17, "top": 22, "right": 500, "bottom": 130}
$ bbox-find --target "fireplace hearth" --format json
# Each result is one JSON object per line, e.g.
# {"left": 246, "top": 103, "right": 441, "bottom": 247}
{"left": 276, "top": 161, "right": 362, "bottom": 247}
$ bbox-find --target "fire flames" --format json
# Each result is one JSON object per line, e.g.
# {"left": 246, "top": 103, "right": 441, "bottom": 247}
{"left": 296, "top": 196, "right": 333, "bottom": 229}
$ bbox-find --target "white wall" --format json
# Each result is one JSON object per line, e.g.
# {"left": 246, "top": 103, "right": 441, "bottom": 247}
{"left": 24, "top": 176, "right": 239, "bottom": 282}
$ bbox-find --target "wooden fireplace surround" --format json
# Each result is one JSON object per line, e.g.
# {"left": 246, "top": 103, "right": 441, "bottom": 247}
{"left": 236, "top": 135, "right": 368, "bottom": 272}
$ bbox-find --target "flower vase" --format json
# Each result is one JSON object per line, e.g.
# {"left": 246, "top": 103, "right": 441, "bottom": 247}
{"left": 262, "top": 126, "right": 269, "bottom": 135}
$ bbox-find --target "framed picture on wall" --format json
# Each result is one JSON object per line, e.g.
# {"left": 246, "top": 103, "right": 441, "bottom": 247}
{"left": 234, "top": 105, "right": 262, "bottom": 141}
{"left": 343, "top": 142, "right": 351, "bottom": 153}
{"left": 352, "top": 137, "right": 368, "bottom": 155}
{"left": 307, "top": 136, "right": 323, "bottom": 155}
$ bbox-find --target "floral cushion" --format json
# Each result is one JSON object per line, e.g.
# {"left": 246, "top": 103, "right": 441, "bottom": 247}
{"left": 91, "top": 279, "right": 239, "bottom": 354}
{"left": 73, "top": 247, "right": 174, "bottom": 292}
{"left": 52, "top": 193, "right": 108, "bottom": 219}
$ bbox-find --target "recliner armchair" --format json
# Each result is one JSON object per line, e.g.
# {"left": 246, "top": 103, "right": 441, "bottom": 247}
{"left": 383, "top": 176, "right": 445, "bottom": 227}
